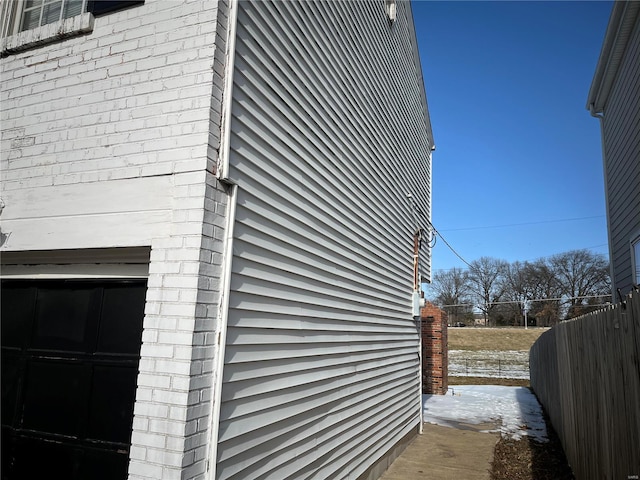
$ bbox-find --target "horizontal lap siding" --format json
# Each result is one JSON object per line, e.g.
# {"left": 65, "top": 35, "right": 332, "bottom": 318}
{"left": 217, "top": 1, "right": 432, "bottom": 479}
{"left": 604, "top": 15, "right": 640, "bottom": 295}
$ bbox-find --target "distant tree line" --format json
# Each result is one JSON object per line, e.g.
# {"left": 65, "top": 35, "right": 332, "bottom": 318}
{"left": 426, "top": 249, "right": 611, "bottom": 327}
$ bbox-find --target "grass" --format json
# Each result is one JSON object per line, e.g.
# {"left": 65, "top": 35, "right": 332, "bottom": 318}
{"left": 448, "top": 327, "right": 548, "bottom": 352}
{"left": 448, "top": 328, "right": 544, "bottom": 385}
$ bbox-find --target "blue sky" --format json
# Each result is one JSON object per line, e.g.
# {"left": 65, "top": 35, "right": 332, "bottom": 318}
{"left": 412, "top": 1, "right": 614, "bottom": 273}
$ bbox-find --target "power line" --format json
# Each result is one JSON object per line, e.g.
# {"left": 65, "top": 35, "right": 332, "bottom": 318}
{"left": 407, "top": 199, "right": 474, "bottom": 269}
{"left": 583, "top": 243, "right": 608, "bottom": 250}
{"left": 433, "top": 228, "right": 473, "bottom": 269}
{"left": 431, "top": 243, "right": 610, "bottom": 273}
{"left": 414, "top": 208, "right": 606, "bottom": 276}
{"left": 438, "top": 215, "right": 605, "bottom": 232}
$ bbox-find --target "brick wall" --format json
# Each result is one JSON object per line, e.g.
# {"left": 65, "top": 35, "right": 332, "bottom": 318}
{"left": 1, "top": 1, "right": 233, "bottom": 479}
{"left": 421, "top": 302, "right": 448, "bottom": 395}
{"left": 1, "top": 1, "right": 221, "bottom": 191}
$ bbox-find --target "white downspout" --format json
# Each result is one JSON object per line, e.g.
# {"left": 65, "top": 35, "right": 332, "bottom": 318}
{"left": 589, "top": 103, "right": 616, "bottom": 298}
{"left": 207, "top": 0, "right": 239, "bottom": 476}
{"left": 206, "top": 183, "right": 237, "bottom": 479}
{"left": 216, "top": 0, "right": 239, "bottom": 180}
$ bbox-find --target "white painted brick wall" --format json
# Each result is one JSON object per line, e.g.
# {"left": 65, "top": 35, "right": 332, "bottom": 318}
{"left": 1, "top": 2, "right": 220, "bottom": 194}
{"left": 1, "top": 0, "right": 234, "bottom": 479}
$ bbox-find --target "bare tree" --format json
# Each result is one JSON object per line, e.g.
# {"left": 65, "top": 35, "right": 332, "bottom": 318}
{"left": 468, "top": 257, "right": 508, "bottom": 326}
{"left": 430, "top": 249, "right": 610, "bottom": 327}
{"left": 426, "top": 268, "right": 473, "bottom": 325}
{"left": 525, "top": 259, "right": 563, "bottom": 326}
{"left": 503, "top": 261, "right": 540, "bottom": 326}
{"left": 549, "top": 249, "right": 610, "bottom": 319}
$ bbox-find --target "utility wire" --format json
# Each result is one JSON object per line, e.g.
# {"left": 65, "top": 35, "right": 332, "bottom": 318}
{"left": 439, "top": 215, "right": 605, "bottom": 232}
{"left": 432, "top": 227, "right": 473, "bottom": 269}
{"left": 409, "top": 204, "right": 605, "bottom": 275}
{"left": 431, "top": 242, "right": 610, "bottom": 273}
{"left": 413, "top": 200, "right": 605, "bottom": 269}
{"left": 406, "top": 200, "right": 474, "bottom": 270}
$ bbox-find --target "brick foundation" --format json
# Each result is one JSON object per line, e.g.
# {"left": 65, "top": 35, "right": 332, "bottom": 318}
{"left": 421, "top": 302, "right": 448, "bottom": 395}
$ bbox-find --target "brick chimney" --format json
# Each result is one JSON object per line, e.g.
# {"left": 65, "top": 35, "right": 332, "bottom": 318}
{"left": 421, "top": 302, "right": 448, "bottom": 395}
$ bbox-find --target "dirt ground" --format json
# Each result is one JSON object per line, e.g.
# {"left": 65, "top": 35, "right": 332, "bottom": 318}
{"left": 490, "top": 410, "right": 574, "bottom": 480}
{"left": 450, "top": 376, "right": 530, "bottom": 387}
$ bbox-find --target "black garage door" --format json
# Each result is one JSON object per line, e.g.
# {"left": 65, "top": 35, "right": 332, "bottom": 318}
{"left": 1, "top": 279, "right": 146, "bottom": 480}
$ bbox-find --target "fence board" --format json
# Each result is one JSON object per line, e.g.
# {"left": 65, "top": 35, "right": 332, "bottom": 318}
{"left": 530, "top": 290, "right": 640, "bottom": 480}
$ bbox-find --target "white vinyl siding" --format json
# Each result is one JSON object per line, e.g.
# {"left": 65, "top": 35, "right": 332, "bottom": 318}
{"left": 216, "top": 1, "right": 432, "bottom": 479}
{"left": 603, "top": 14, "right": 640, "bottom": 296}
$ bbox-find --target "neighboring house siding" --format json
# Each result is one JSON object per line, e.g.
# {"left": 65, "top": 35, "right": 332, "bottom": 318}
{"left": 216, "top": 1, "right": 432, "bottom": 479}
{"left": 1, "top": 2, "right": 231, "bottom": 479}
{"left": 602, "top": 13, "right": 640, "bottom": 296}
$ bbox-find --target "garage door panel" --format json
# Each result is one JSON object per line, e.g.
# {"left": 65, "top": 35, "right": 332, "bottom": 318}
{"left": 32, "top": 286, "right": 99, "bottom": 352}
{"left": 1, "top": 285, "right": 35, "bottom": 348}
{"left": 78, "top": 447, "right": 130, "bottom": 480}
{"left": 88, "top": 365, "right": 138, "bottom": 444}
{"left": 97, "top": 284, "right": 147, "bottom": 355}
{"left": 1, "top": 352, "right": 22, "bottom": 426}
{"left": 21, "top": 360, "right": 89, "bottom": 436}
{"left": 6, "top": 434, "right": 130, "bottom": 480}
{"left": 11, "top": 434, "right": 78, "bottom": 477}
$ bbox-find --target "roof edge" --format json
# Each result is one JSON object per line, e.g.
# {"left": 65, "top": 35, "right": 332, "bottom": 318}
{"left": 587, "top": 1, "right": 640, "bottom": 113}
{"left": 407, "top": 0, "right": 435, "bottom": 150}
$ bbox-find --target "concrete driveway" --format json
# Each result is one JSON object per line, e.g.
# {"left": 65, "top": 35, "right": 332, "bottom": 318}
{"left": 379, "top": 422, "right": 499, "bottom": 480}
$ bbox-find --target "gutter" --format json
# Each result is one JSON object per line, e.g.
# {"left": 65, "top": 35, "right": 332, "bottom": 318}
{"left": 406, "top": 0, "right": 435, "bottom": 151}
{"left": 216, "top": 0, "right": 239, "bottom": 180}
{"left": 587, "top": 1, "right": 640, "bottom": 113}
{"left": 588, "top": 103, "right": 616, "bottom": 297}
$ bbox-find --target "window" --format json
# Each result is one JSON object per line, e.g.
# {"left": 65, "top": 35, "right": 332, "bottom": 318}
{"left": 20, "top": 0, "right": 87, "bottom": 32}
{"left": 1, "top": 0, "right": 143, "bottom": 39}
{"left": 632, "top": 235, "right": 640, "bottom": 285}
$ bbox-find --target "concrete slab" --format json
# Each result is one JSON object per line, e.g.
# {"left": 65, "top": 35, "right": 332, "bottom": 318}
{"left": 379, "top": 423, "right": 499, "bottom": 480}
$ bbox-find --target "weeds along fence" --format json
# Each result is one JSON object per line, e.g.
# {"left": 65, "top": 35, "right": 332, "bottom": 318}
{"left": 529, "top": 290, "right": 640, "bottom": 480}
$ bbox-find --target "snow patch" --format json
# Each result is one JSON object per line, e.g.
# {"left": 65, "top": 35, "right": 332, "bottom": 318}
{"left": 423, "top": 385, "right": 548, "bottom": 442}
{"left": 449, "top": 350, "right": 530, "bottom": 379}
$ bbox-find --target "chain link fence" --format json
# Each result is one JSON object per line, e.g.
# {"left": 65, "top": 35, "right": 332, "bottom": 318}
{"left": 448, "top": 350, "right": 530, "bottom": 379}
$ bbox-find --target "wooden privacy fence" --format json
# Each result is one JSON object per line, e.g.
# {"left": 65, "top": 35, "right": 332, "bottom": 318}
{"left": 529, "top": 290, "right": 640, "bottom": 480}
